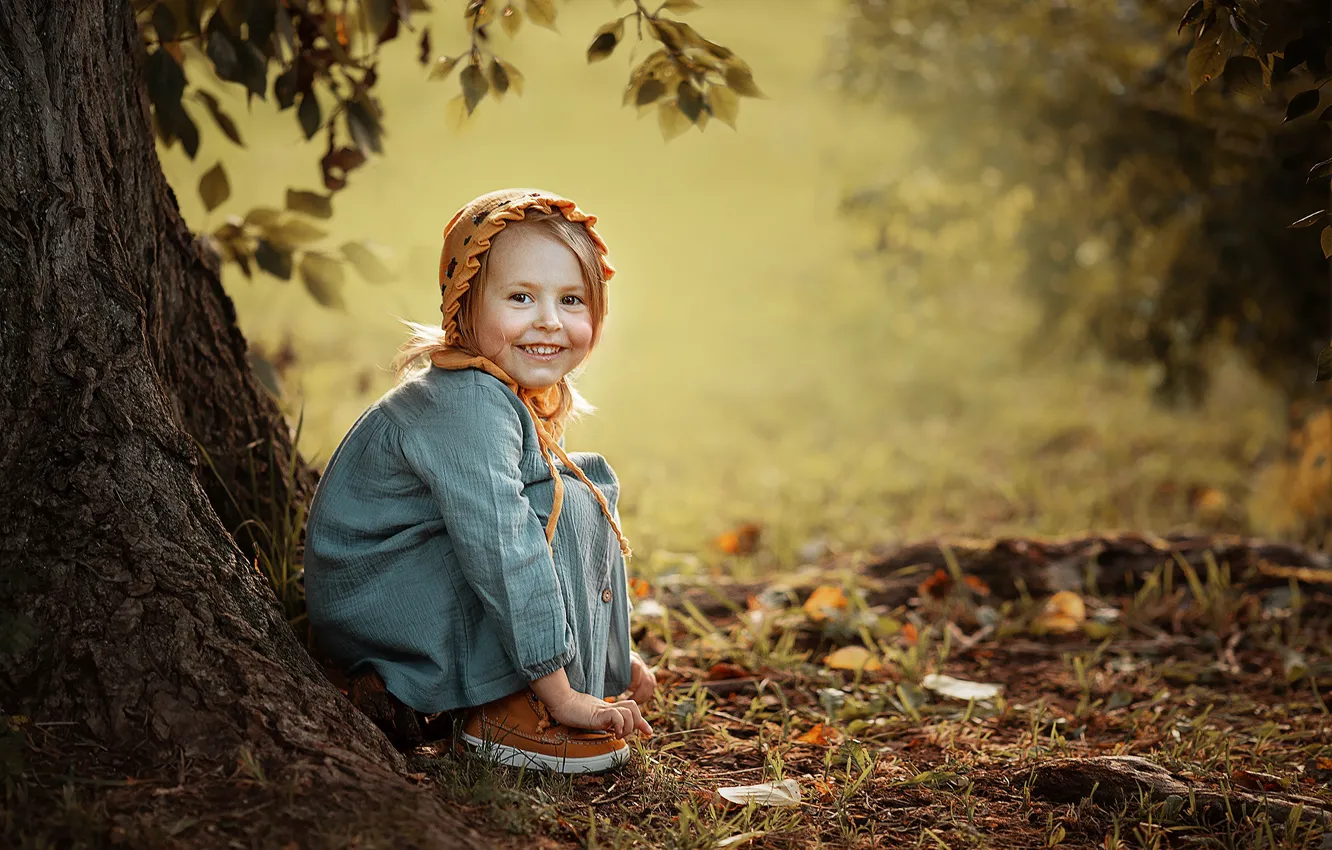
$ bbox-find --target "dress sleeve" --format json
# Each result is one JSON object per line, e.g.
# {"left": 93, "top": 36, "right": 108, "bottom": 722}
{"left": 400, "top": 380, "right": 573, "bottom": 681}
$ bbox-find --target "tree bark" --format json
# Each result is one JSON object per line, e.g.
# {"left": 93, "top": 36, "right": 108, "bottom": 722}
{"left": 0, "top": 3, "right": 482, "bottom": 844}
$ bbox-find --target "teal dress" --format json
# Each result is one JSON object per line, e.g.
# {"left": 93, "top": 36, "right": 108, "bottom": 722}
{"left": 303, "top": 366, "right": 633, "bottom": 713}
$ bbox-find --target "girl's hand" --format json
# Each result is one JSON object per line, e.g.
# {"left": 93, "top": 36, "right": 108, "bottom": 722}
{"left": 624, "top": 651, "right": 657, "bottom": 705}
{"left": 545, "top": 690, "right": 652, "bottom": 739}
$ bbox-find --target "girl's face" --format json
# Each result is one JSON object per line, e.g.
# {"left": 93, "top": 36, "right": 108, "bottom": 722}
{"left": 473, "top": 224, "right": 595, "bottom": 389}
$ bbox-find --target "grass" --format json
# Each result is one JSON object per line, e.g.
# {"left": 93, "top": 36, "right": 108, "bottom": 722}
{"left": 363, "top": 550, "right": 1332, "bottom": 849}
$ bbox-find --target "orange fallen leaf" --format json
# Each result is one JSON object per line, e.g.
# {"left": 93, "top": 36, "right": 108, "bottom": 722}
{"left": 706, "top": 662, "right": 751, "bottom": 681}
{"left": 900, "top": 622, "right": 919, "bottom": 645}
{"left": 803, "top": 585, "right": 848, "bottom": 622}
{"left": 1032, "top": 590, "right": 1086, "bottom": 634}
{"left": 793, "top": 724, "right": 825, "bottom": 746}
{"left": 918, "top": 568, "right": 952, "bottom": 598}
{"left": 918, "top": 568, "right": 992, "bottom": 599}
{"left": 824, "top": 645, "right": 883, "bottom": 672}
{"left": 628, "top": 577, "right": 651, "bottom": 599}
{"left": 716, "top": 522, "right": 762, "bottom": 555}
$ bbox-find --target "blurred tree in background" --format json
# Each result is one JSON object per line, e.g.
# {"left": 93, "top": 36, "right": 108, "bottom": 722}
{"left": 830, "top": 0, "right": 1332, "bottom": 542}
{"left": 832, "top": 0, "right": 1331, "bottom": 402}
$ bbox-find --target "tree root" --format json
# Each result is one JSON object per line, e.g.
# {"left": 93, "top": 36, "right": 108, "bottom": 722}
{"left": 1027, "top": 755, "right": 1332, "bottom": 826}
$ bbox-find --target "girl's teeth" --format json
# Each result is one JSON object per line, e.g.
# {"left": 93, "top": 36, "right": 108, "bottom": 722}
{"left": 522, "top": 346, "right": 559, "bottom": 355}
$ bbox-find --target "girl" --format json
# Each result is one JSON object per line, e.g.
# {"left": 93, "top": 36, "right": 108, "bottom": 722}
{"left": 304, "top": 188, "right": 656, "bottom": 774}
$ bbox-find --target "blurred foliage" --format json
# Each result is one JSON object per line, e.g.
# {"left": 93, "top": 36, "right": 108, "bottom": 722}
{"left": 134, "top": 0, "right": 759, "bottom": 304}
{"left": 831, "top": 0, "right": 1331, "bottom": 404}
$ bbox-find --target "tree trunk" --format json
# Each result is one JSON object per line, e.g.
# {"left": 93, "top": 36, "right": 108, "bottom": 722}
{"left": 0, "top": 2, "right": 479, "bottom": 844}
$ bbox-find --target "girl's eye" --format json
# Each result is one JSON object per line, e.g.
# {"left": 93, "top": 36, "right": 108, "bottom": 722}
{"left": 509, "top": 293, "right": 532, "bottom": 304}
{"left": 561, "top": 295, "right": 584, "bottom": 306}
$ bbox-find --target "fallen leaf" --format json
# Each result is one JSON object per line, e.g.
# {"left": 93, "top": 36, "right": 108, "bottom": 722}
{"left": 628, "top": 577, "right": 652, "bottom": 598}
{"left": 1232, "top": 769, "right": 1286, "bottom": 792}
{"left": 706, "top": 662, "right": 750, "bottom": 681}
{"left": 824, "top": 645, "right": 882, "bottom": 672}
{"left": 900, "top": 622, "right": 919, "bottom": 645}
{"left": 717, "top": 831, "right": 766, "bottom": 848}
{"left": 717, "top": 778, "right": 801, "bottom": 807}
{"left": 802, "top": 585, "right": 847, "bottom": 622}
{"left": 716, "top": 522, "right": 762, "bottom": 555}
{"left": 918, "top": 568, "right": 991, "bottom": 599}
{"left": 1032, "top": 590, "right": 1086, "bottom": 634}
{"left": 918, "top": 568, "right": 952, "bottom": 598}
{"left": 921, "top": 673, "right": 1002, "bottom": 702}
{"left": 795, "top": 723, "right": 832, "bottom": 746}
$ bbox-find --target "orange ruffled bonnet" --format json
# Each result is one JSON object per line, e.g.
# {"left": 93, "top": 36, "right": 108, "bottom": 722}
{"left": 429, "top": 188, "right": 630, "bottom": 559}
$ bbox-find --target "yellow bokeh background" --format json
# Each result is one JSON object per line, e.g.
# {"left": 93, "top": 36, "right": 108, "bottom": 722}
{"left": 161, "top": 0, "right": 1289, "bottom": 574}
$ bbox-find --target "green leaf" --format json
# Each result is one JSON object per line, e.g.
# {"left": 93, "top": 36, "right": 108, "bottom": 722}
{"left": 1308, "top": 158, "right": 1332, "bottom": 182}
{"left": 676, "top": 80, "right": 703, "bottom": 122}
{"left": 365, "top": 0, "right": 394, "bottom": 40}
{"left": 300, "top": 253, "right": 347, "bottom": 308}
{"left": 1177, "top": 0, "right": 1205, "bottom": 34}
{"left": 199, "top": 162, "right": 230, "bottom": 212}
{"left": 429, "top": 55, "right": 461, "bottom": 80}
{"left": 1284, "top": 89, "right": 1320, "bottom": 123}
{"left": 254, "top": 238, "right": 293, "bottom": 280}
{"left": 586, "top": 18, "right": 624, "bottom": 63}
{"left": 346, "top": 99, "right": 384, "bottom": 154}
{"left": 144, "top": 48, "right": 187, "bottom": 116}
{"left": 1186, "top": 37, "right": 1227, "bottom": 93}
{"left": 501, "top": 3, "right": 522, "bottom": 37}
{"left": 297, "top": 90, "right": 320, "bottom": 139}
{"left": 489, "top": 58, "right": 510, "bottom": 99}
{"left": 636, "top": 78, "right": 665, "bottom": 107}
{"left": 708, "top": 84, "right": 738, "bottom": 129}
{"left": 418, "top": 27, "right": 432, "bottom": 65}
{"left": 243, "top": 207, "right": 283, "bottom": 228}
{"left": 204, "top": 14, "right": 241, "bottom": 84}
{"left": 247, "top": 351, "right": 284, "bottom": 398}
{"left": 173, "top": 105, "right": 200, "bottom": 158}
{"left": 461, "top": 63, "right": 489, "bottom": 114}
{"left": 724, "top": 63, "right": 764, "bottom": 98}
{"left": 1221, "top": 55, "right": 1263, "bottom": 93}
{"left": 265, "top": 218, "right": 328, "bottom": 249}
{"left": 1322, "top": 226, "right": 1332, "bottom": 260}
{"left": 496, "top": 58, "right": 524, "bottom": 95}
{"left": 657, "top": 99, "right": 690, "bottom": 140}
{"left": 662, "top": 0, "right": 701, "bottom": 11}
{"left": 152, "top": 3, "right": 178, "bottom": 41}
{"left": 273, "top": 68, "right": 297, "bottom": 109}
{"left": 525, "top": 0, "right": 556, "bottom": 30}
{"left": 286, "top": 189, "right": 333, "bottom": 219}
{"left": 194, "top": 90, "right": 244, "bottom": 146}
{"left": 1317, "top": 345, "right": 1332, "bottom": 382}
{"left": 342, "top": 240, "right": 395, "bottom": 283}
{"left": 1288, "top": 210, "right": 1325, "bottom": 228}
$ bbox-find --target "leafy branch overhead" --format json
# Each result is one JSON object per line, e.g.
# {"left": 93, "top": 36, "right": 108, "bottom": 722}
{"left": 1177, "top": 0, "right": 1332, "bottom": 380}
{"left": 427, "top": 0, "right": 762, "bottom": 139}
{"left": 136, "top": 0, "right": 758, "bottom": 301}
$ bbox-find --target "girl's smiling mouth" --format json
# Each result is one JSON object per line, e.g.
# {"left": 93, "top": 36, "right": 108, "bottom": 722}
{"left": 517, "top": 344, "right": 564, "bottom": 360}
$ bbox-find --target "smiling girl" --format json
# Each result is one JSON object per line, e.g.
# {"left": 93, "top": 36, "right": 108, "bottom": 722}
{"left": 303, "top": 188, "right": 655, "bottom": 774}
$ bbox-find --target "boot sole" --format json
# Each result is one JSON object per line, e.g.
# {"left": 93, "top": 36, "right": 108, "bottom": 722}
{"left": 459, "top": 732, "right": 630, "bottom": 774}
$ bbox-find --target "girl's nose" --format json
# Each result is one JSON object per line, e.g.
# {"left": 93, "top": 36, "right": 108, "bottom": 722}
{"left": 534, "top": 302, "right": 562, "bottom": 330}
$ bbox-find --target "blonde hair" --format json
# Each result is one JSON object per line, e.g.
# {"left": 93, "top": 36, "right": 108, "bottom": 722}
{"left": 393, "top": 212, "right": 610, "bottom": 422}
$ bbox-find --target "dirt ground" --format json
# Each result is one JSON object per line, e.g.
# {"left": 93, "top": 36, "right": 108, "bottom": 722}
{"left": 8, "top": 533, "right": 1331, "bottom": 849}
